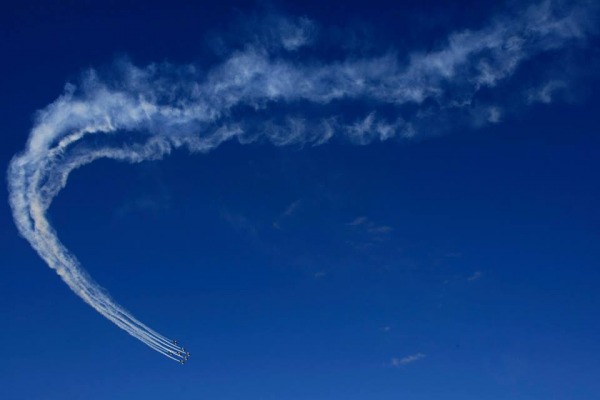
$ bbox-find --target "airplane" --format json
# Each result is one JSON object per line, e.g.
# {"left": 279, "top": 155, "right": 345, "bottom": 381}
{"left": 180, "top": 360, "right": 185, "bottom": 365}
{"left": 173, "top": 340, "right": 178, "bottom": 345}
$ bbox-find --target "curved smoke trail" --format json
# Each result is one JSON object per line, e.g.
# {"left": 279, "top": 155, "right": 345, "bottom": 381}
{"left": 7, "top": 1, "right": 597, "bottom": 362}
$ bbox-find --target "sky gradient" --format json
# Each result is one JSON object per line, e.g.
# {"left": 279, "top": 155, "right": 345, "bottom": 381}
{"left": 1, "top": 1, "right": 600, "bottom": 399}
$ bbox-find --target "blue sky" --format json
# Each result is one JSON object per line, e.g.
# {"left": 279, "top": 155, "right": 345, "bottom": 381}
{"left": 1, "top": 1, "right": 600, "bottom": 399}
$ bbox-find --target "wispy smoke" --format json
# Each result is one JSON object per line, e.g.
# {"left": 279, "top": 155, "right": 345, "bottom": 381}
{"left": 7, "top": 0, "right": 597, "bottom": 361}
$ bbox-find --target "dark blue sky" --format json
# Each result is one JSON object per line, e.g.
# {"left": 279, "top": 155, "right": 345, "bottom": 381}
{"left": 1, "top": 1, "right": 600, "bottom": 399}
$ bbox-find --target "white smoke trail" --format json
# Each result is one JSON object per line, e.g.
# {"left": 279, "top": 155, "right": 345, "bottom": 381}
{"left": 6, "top": 1, "right": 597, "bottom": 362}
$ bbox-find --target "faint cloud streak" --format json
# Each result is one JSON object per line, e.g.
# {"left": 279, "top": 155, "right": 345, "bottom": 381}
{"left": 390, "top": 353, "right": 426, "bottom": 367}
{"left": 467, "top": 271, "right": 483, "bottom": 282}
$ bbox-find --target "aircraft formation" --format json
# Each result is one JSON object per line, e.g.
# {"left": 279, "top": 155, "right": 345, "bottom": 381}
{"left": 165, "top": 339, "right": 190, "bottom": 364}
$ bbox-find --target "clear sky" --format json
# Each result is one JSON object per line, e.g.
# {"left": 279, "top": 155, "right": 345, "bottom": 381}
{"left": 1, "top": 1, "right": 599, "bottom": 399}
